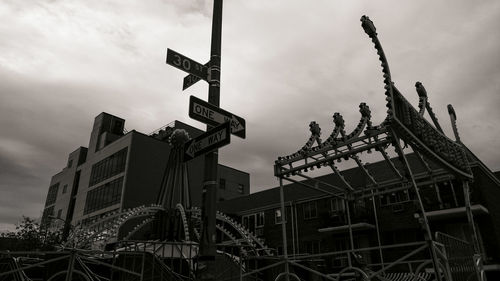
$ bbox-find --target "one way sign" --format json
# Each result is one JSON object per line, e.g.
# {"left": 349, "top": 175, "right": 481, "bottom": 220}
{"left": 184, "top": 122, "right": 231, "bottom": 161}
{"left": 189, "top": 95, "right": 246, "bottom": 139}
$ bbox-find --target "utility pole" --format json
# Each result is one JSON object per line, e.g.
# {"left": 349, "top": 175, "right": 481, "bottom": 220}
{"left": 166, "top": 1, "right": 244, "bottom": 279}
{"left": 199, "top": 1, "right": 223, "bottom": 280}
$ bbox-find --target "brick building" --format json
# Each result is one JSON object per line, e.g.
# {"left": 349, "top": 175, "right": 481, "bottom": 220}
{"left": 219, "top": 153, "right": 500, "bottom": 278}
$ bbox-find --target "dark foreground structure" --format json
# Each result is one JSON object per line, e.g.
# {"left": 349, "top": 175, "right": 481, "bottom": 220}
{"left": 1, "top": 14, "right": 496, "bottom": 281}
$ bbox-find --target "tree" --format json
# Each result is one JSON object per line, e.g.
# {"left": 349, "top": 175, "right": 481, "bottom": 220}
{"left": 0, "top": 216, "right": 62, "bottom": 251}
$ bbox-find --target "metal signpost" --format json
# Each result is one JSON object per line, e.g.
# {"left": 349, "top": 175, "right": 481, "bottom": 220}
{"left": 189, "top": 95, "right": 246, "bottom": 138}
{"left": 166, "top": 1, "right": 236, "bottom": 280}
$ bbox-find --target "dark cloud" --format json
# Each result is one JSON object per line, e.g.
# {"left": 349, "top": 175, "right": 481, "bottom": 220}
{"left": 1, "top": 0, "right": 500, "bottom": 230}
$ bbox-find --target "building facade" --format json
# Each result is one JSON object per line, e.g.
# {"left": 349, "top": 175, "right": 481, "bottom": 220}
{"left": 42, "top": 112, "right": 249, "bottom": 232}
{"left": 218, "top": 153, "right": 500, "bottom": 278}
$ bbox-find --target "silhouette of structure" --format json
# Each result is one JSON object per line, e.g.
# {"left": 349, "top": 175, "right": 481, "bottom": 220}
{"left": 1, "top": 14, "right": 496, "bottom": 281}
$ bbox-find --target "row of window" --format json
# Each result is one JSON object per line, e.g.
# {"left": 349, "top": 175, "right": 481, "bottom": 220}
{"left": 45, "top": 183, "right": 60, "bottom": 206}
{"left": 242, "top": 212, "right": 265, "bottom": 232}
{"left": 89, "top": 148, "right": 127, "bottom": 186}
{"left": 84, "top": 177, "right": 123, "bottom": 215}
{"left": 303, "top": 201, "right": 318, "bottom": 219}
{"left": 247, "top": 194, "right": 410, "bottom": 228}
{"left": 380, "top": 190, "right": 410, "bottom": 206}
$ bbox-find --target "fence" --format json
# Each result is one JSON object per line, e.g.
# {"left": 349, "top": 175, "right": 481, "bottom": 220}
{"left": 1, "top": 237, "right": 470, "bottom": 281}
{"left": 435, "top": 232, "right": 479, "bottom": 281}
{"left": 0, "top": 249, "right": 186, "bottom": 281}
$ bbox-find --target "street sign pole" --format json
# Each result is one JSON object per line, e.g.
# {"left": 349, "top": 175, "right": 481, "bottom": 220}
{"left": 199, "top": 0, "right": 222, "bottom": 280}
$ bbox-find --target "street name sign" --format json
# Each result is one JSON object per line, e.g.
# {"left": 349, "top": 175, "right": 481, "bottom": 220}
{"left": 166, "top": 49, "right": 208, "bottom": 81}
{"left": 184, "top": 122, "right": 231, "bottom": 161}
{"left": 189, "top": 95, "right": 246, "bottom": 139}
{"left": 183, "top": 62, "right": 209, "bottom": 90}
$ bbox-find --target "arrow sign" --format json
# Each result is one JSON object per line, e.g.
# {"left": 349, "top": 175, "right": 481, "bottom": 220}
{"left": 184, "top": 122, "right": 231, "bottom": 161}
{"left": 183, "top": 62, "right": 209, "bottom": 90}
{"left": 189, "top": 95, "right": 246, "bottom": 139}
{"left": 166, "top": 48, "right": 208, "bottom": 81}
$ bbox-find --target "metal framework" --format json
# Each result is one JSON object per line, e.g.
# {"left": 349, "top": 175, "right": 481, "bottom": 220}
{"left": 2, "top": 15, "right": 486, "bottom": 281}
{"left": 268, "top": 15, "right": 483, "bottom": 281}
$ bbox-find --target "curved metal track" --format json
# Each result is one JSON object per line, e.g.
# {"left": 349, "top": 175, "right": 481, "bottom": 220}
{"left": 72, "top": 204, "right": 270, "bottom": 257}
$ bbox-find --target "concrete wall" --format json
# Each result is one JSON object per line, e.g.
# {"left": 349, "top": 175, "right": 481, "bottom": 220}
{"left": 42, "top": 147, "right": 87, "bottom": 229}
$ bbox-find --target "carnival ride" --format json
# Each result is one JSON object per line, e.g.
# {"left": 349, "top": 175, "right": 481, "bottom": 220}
{"left": 1, "top": 127, "right": 271, "bottom": 281}
{"left": 0, "top": 15, "right": 484, "bottom": 281}
{"left": 267, "top": 15, "right": 483, "bottom": 281}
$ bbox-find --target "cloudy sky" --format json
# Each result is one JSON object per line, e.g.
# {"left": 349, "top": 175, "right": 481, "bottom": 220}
{"left": 1, "top": 0, "right": 499, "bottom": 231}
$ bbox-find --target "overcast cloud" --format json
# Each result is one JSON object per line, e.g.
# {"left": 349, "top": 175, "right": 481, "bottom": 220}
{"left": 1, "top": 0, "right": 499, "bottom": 231}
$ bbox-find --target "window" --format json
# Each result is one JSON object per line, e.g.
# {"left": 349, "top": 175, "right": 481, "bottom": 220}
{"left": 41, "top": 206, "right": 55, "bottom": 228}
{"left": 334, "top": 237, "right": 349, "bottom": 251}
{"left": 275, "top": 209, "right": 283, "bottom": 224}
{"left": 380, "top": 190, "right": 410, "bottom": 206}
{"left": 219, "top": 178, "right": 226, "bottom": 190}
{"left": 238, "top": 184, "right": 244, "bottom": 194}
{"left": 67, "top": 159, "right": 73, "bottom": 168}
{"left": 256, "top": 212, "right": 265, "bottom": 227}
{"left": 303, "top": 201, "right": 317, "bottom": 219}
{"left": 89, "top": 148, "right": 127, "bottom": 186}
{"left": 45, "top": 183, "right": 59, "bottom": 206}
{"left": 332, "top": 255, "right": 348, "bottom": 268}
{"left": 84, "top": 177, "right": 123, "bottom": 215}
{"left": 304, "top": 240, "right": 320, "bottom": 254}
{"left": 355, "top": 198, "right": 366, "bottom": 209}
{"left": 62, "top": 184, "right": 68, "bottom": 194}
{"left": 243, "top": 216, "right": 249, "bottom": 229}
{"left": 330, "top": 197, "right": 345, "bottom": 212}
{"left": 331, "top": 238, "right": 349, "bottom": 267}
{"left": 57, "top": 209, "right": 62, "bottom": 218}
{"left": 243, "top": 212, "right": 265, "bottom": 233}
{"left": 243, "top": 212, "right": 265, "bottom": 230}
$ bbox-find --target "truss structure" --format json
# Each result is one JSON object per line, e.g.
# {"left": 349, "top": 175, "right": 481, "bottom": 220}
{"left": 270, "top": 15, "right": 483, "bottom": 281}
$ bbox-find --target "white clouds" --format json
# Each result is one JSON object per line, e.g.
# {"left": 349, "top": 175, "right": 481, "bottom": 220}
{"left": 0, "top": 223, "right": 16, "bottom": 233}
{"left": 0, "top": 0, "right": 499, "bottom": 228}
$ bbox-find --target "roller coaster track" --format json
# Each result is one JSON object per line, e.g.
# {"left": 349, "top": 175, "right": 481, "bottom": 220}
{"left": 73, "top": 204, "right": 271, "bottom": 257}
{"left": 74, "top": 204, "right": 165, "bottom": 248}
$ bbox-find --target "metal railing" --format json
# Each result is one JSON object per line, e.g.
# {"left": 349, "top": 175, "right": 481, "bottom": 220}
{"left": 436, "top": 231, "right": 479, "bottom": 281}
{"left": 0, "top": 237, "right": 463, "bottom": 281}
{"left": 149, "top": 121, "right": 176, "bottom": 137}
{"left": 0, "top": 248, "right": 186, "bottom": 281}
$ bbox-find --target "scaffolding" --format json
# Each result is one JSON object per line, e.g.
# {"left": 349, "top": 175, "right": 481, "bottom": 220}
{"left": 267, "top": 15, "right": 484, "bottom": 281}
